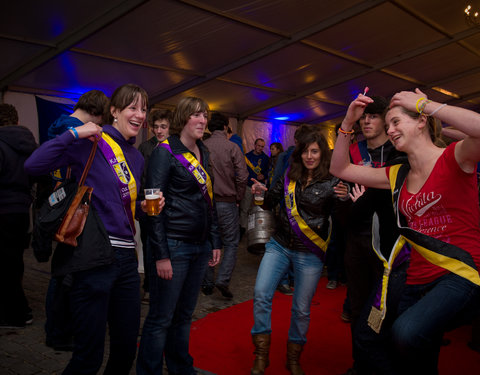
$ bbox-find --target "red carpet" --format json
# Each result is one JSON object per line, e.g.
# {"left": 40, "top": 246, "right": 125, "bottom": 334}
{"left": 190, "top": 278, "right": 480, "bottom": 374}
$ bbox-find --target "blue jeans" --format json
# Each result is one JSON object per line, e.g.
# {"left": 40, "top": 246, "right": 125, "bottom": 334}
{"left": 63, "top": 247, "right": 140, "bottom": 375}
{"left": 204, "top": 201, "right": 240, "bottom": 287}
{"left": 251, "top": 237, "right": 324, "bottom": 345}
{"left": 137, "top": 239, "right": 211, "bottom": 375}
{"left": 392, "top": 273, "right": 480, "bottom": 375}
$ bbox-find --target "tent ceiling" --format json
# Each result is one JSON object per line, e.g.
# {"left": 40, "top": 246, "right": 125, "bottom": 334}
{"left": 2, "top": 0, "right": 480, "bottom": 127}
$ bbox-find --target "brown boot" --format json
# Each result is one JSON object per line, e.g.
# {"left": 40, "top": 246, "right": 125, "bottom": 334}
{"left": 286, "top": 341, "right": 305, "bottom": 375}
{"left": 251, "top": 334, "right": 270, "bottom": 375}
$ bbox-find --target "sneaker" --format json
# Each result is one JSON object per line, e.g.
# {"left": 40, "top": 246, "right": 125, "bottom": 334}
{"left": 340, "top": 311, "right": 351, "bottom": 323}
{"left": 277, "top": 284, "right": 293, "bottom": 296}
{"left": 216, "top": 284, "right": 233, "bottom": 299}
{"left": 326, "top": 280, "right": 338, "bottom": 290}
{"left": 141, "top": 292, "right": 150, "bottom": 305}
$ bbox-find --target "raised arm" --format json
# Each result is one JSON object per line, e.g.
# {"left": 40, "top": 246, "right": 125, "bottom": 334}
{"left": 390, "top": 88, "right": 480, "bottom": 172}
{"left": 330, "top": 93, "right": 390, "bottom": 189}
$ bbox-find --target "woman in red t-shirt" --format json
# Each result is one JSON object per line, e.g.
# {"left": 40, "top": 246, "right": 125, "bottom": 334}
{"left": 330, "top": 88, "right": 480, "bottom": 374}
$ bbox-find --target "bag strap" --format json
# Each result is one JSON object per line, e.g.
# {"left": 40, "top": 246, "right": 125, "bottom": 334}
{"left": 78, "top": 138, "right": 98, "bottom": 187}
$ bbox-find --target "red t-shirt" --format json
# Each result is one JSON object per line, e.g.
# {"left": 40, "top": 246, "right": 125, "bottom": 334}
{"left": 387, "top": 142, "right": 480, "bottom": 285}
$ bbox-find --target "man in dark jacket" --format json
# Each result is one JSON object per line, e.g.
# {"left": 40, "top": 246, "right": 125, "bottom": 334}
{"left": 137, "top": 109, "right": 172, "bottom": 303}
{"left": 0, "top": 103, "right": 37, "bottom": 328}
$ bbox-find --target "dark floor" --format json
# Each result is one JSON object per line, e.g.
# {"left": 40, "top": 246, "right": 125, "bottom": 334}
{"left": 0, "top": 235, "right": 263, "bottom": 375}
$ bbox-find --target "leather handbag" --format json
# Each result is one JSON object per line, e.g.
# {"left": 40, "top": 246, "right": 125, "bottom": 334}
{"left": 54, "top": 139, "right": 98, "bottom": 247}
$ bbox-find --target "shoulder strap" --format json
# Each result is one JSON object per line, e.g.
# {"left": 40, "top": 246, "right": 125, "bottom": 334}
{"left": 78, "top": 139, "right": 98, "bottom": 187}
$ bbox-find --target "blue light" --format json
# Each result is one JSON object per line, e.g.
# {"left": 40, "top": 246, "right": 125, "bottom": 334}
{"left": 274, "top": 116, "right": 289, "bottom": 121}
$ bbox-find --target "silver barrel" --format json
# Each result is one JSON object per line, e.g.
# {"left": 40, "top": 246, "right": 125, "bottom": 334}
{"left": 247, "top": 206, "right": 275, "bottom": 255}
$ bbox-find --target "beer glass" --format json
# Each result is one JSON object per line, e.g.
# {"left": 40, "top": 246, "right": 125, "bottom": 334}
{"left": 254, "top": 183, "right": 265, "bottom": 206}
{"left": 145, "top": 188, "right": 161, "bottom": 216}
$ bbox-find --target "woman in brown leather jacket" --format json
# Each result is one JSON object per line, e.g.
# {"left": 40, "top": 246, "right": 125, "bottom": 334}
{"left": 250, "top": 127, "right": 348, "bottom": 375}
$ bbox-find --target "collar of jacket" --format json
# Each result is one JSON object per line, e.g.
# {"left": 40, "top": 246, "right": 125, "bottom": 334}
{"left": 167, "top": 134, "right": 208, "bottom": 156}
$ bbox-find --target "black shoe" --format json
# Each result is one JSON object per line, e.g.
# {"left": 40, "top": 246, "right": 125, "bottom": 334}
{"left": 277, "top": 284, "right": 293, "bottom": 295}
{"left": 216, "top": 284, "right": 233, "bottom": 299}
{"left": 46, "top": 338, "right": 74, "bottom": 352}
{"left": 201, "top": 285, "right": 214, "bottom": 295}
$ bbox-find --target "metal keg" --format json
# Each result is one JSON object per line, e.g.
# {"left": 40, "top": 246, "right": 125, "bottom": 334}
{"left": 247, "top": 205, "right": 275, "bottom": 255}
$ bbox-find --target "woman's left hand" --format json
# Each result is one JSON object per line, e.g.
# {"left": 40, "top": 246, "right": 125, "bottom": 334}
{"left": 209, "top": 249, "right": 221, "bottom": 267}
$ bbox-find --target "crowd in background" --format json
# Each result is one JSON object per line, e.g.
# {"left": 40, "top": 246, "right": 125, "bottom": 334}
{"left": 1, "top": 84, "right": 480, "bottom": 375}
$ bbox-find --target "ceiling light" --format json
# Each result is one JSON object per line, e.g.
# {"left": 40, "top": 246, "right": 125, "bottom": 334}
{"left": 465, "top": 4, "right": 480, "bottom": 26}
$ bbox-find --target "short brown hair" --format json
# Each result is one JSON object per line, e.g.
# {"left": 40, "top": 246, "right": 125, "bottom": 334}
{"left": 148, "top": 109, "right": 173, "bottom": 128}
{"left": 74, "top": 90, "right": 108, "bottom": 117}
{"left": 170, "top": 97, "right": 209, "bottom": 135}
{"left": 105, "top": 84, "right": 148, "bottom": 124}
{"left": 0, "top": 103, "right": 18, "bottom": 126}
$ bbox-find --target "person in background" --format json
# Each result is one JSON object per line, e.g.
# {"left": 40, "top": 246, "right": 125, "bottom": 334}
{"left": 330, "top": 88, "right": 480, "bottom": 374}
{"left": 26, "top": 84, "right": 163, "bottom": 375}
{"left": 267, "top": 142, "right": 284, "bottom": 188}
{"left": 137, "top": 109, "right": 172, "bottom": 304}
{"left": 270, "top": 125, "right": 310, "bottom": 296}
{"left": 48, "top": 89, "right": 107, "bottom": 140}
{"left": 240, "top": 138, "right": 269, "bottom": 237}
{"left": 0, "top": 103, "right": 37, "bottom": 328}
{"left": 137, "top": 97, "right": 221, "bottom": 375}
{"left": 250, "top": 127, "right": 348, "bottom": 375}
{"left": 202, "top": 112, "right": 248, "bottom": 299}
{"left": 227, "top": 126, "right": 244, "bottom": 153}
{"left": 43, "top": 89, "right": 108, "bottom": 351}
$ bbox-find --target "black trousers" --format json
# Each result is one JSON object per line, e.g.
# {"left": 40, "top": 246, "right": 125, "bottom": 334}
{"left": 0, "top": 212, "right": 31, "bottom": 325}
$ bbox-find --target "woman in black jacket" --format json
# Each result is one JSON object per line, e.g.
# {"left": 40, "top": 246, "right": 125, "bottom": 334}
{"left": 250, "top": 128, "right": 347, "bottom": 375}
{"left": 137, "top": 97, "right": 222, "bottom": 375}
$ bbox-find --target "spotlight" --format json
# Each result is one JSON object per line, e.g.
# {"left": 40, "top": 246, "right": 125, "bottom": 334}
{"left": 465, "top": 3, "right": 480, "bottom": 26}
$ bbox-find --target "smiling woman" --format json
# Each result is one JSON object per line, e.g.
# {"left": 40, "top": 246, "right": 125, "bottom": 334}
{"left": 23, "top": 83, "right": 161, "bottom": 375}
{"left": 330, "top": 88, "right": 480, "bottom": 374}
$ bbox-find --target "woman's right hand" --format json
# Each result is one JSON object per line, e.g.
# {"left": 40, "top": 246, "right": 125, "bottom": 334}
{"left": 72, "top": 122, "right": 103, "bottom": 141}
{"left": 250, "top": 178, "right": 267, "bottom": 195}
{"left": 156, "top": 258, "right": 173, "bottom": 280}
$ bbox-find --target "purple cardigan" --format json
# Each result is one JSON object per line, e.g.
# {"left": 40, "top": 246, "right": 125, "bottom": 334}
{"left": 25, "top": 125, "right": 144, "bottom": 241}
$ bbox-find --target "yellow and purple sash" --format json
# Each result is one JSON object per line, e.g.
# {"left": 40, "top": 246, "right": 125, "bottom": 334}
{"left": 159, "top": 139, "right": 213, "bottom": 209}
{"left": 389, "top": 164, "right": 480, "bottom": 286}
{"left": 97, "top": 133, "right": 137, "bottom": 234}
{"left": 245, "top": 156, "right": 262, "bottom": 175}
{"left": 284, "top": 173, "right": 331, "bottom": 260}
{"left": 367, "top": 216, "right": 410, "bottom": 333}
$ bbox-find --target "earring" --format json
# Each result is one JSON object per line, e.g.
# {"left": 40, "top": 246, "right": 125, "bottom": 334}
{"left": 114, "top": 118, "right": 118, "bottom": 122}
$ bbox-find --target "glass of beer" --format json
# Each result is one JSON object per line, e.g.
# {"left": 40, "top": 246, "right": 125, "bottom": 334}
{"left": 254, "top": 183, "right": 265, "bottom": 206}
{"left": 145, "top": 188, "right": 161, "bottom": 216}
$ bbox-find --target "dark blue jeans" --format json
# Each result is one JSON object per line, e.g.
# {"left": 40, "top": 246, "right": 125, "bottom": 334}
{"left": 392, "top": 273, "right": 480, "bottom": 375}
{"left": 137, "top": 239, "right": 211, "bottom": 375}
{"left": 63, "top": 247, "right": 140, "bottom": 375}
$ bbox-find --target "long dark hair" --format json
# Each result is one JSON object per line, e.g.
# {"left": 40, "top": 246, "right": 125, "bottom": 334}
{"left": 287, "top": 128, "right": 331, "bottom": 183}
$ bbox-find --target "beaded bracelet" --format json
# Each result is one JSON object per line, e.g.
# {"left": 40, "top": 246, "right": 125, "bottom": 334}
{"left": 338, "top": 127, "right": 354, "bottom": 135}
{"left": 418, "top": 99, "right": 431, "bottom": 114}
{"left": 68, "top": 127, "right": 79, "bottom": 139}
